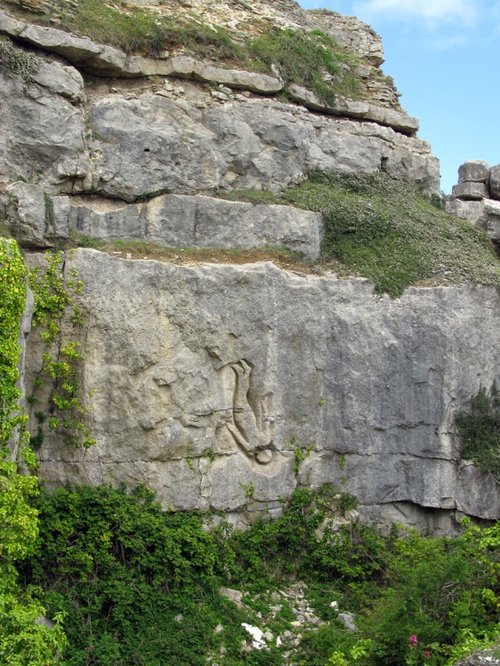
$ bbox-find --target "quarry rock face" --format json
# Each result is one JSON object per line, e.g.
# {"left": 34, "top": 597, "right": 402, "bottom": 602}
{"left": 1, "top": 0, "right": 498, "bottom": 529}
{"left": 27, "top": 250, "right": 500, "bottom": 529}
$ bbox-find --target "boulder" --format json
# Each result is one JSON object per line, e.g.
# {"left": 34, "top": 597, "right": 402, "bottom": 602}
{"left": 458, "top": 160, "right": 489, "bottom": 183}
{"left": 4, "top": 182, "right": 70, "bottom": 246}
{"left": 451, "top": 181, "right": 488, "bottom": 201}
{"left": 0, "top": 63, "right": 89, "bottom": 190}
{"left": 445, "top": 197, "right": 500, "bottom": 243}
{"left": 489, "top": 164, "right": 500, "bottom": 200}
{"left": 287, "top": 84, "right": 419, "bottom": 135}
{"left": 158, "top": 55, "right": 283, "bottom": 94}
{"left": 31, "top": 58, "right": 85, "bottom": 102}
{"left": 483, "top": 199, "right": 500, "bottom": 240}
{"left": 445, "top": 198, "right": 484, "bottom": 225}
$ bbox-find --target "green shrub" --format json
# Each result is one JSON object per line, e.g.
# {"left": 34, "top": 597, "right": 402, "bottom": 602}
{"left": 356, "top": 523, "right": 500, "bottom": 666}
{"left": 456, "top": 385, "right": 500, "bottom": 480}
{"left": 227, "top": 485, "right": 385, "bottom": 585}
{"left": 28, "top": 251, "right": 95, "bottom": 450}
{"left": 24, "top": 484, "right": 247, "bottom": 664}
{"left": 18, "top": 484, "right": 500, "bottom": 665}
{"left": 0, "top": 238, "right": 67, "bottom": 664}
{"left": 0, "top": 239, "right": 27, "bottom": 448}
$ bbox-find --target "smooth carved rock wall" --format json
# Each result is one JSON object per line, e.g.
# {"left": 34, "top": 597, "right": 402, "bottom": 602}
{"left": 27, "top": 250, "right": 500, "bottom": 529}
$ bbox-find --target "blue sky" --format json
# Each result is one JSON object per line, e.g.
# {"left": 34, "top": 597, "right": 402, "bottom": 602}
{"left": 297, "top": 0, "right": 500, "bottom": 193}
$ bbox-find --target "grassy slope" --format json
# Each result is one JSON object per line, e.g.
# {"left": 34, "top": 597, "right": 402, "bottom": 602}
{"left": 223, "top": 172, "right": 500, "bottom": 297}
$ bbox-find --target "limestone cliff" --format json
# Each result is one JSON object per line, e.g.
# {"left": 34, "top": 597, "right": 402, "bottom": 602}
{"left": 1, "top": 0, "right": 498, "bottom": 530}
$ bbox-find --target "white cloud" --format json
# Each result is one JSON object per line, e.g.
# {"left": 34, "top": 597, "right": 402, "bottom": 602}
{"left": 352, "top": 0, "right": 479, "bottom": 25}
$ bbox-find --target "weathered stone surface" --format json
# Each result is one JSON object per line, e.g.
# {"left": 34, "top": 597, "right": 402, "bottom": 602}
{"left": 484, "top": 200, "right": 500, "bottom": 240}
{"left": 28, "top": 250, "right": 500, "bottom": 524}
{"left": 87, "top": 94, "right": 439, "bottom": 200}
{"left": 445, "top": 197, "right": 500, "bottom": 243}
{"left": 445, "top": 198, "right": 484, "bottom": 225}
{"left": 4, "top": 183, "right": 70, "bottom": 246}
{"left": 31, "top": 58, "right": 85, "bottom": 102}
{"left": 458, "top": 160, "right": 489, "bottom": 183}
{"left": 19, "top": 20, "right": 102, "bottom": 61}
{"left": 11, "top": 286, "right": 34, "bottom": 461}
{"left": 287, "top": 84, "right": 419, "bottom": 135}
{"left": 6, "top": 1, "right": 497, "bottom": 533}
{"left": 0, "top": 64, "right": 89, "bottom": 190}
{"left": 68, "top": 194, "right": 323, "bottom": 260}
{"left": 287, "top": 84, "right": 370, "bottom": 116}
{"left": 309, "top": 10, "right": 384, "bottom": 65}
{"left": 451, "top": 181, "right": 488, "bottom": 200}
{"left": 157, "top": 55, "right": 283, "bottom": 93}
{"left": 0, "top": 9, "right": 25, "bottom": 35}
{"left": 489, "top": 164, "right": 500, "bottom": 200}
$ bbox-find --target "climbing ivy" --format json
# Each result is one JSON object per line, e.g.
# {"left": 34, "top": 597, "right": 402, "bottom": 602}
{"left": 28, "top": 251, "right": 95, "bottom": 450}
{"left": 0, "top": 238, "right": 27, "bottom": 452}
{"left": 0, "top": 238, "right": 68, "bottom": 664}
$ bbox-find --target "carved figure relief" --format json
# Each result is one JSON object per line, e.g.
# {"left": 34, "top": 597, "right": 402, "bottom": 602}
{"left": 226, "top": 360, "right": 274, "bottom": 464}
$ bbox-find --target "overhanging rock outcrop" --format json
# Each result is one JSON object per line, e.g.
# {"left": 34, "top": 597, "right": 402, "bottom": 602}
{"left": 27, "top": 250, "right": 500, "bottom": 530}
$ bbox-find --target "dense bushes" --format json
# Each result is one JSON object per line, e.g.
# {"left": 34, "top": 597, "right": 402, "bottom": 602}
{"left": 18, "top": 483, "right": 500, "bottom": 665}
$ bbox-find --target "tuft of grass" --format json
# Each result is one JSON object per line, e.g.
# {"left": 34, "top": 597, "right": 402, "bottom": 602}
{"left": 0, "top": 35, "right": 37, "bottom": 82}
{"left": 223, "top": 172, "right": 500, "bottom": 297}
{"left": 456, "top": 385, "right": 500, "bottom": 480}
{"left": 72, "top": 237, "right": 308, "bottom": 269}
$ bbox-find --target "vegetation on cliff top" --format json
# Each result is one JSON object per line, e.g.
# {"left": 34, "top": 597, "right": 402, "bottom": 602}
{"left": 223, "top": 172, "right": 500, "bottom": 297}
{"left": 6, "top": 0, "right": 362, "bottom": 103}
